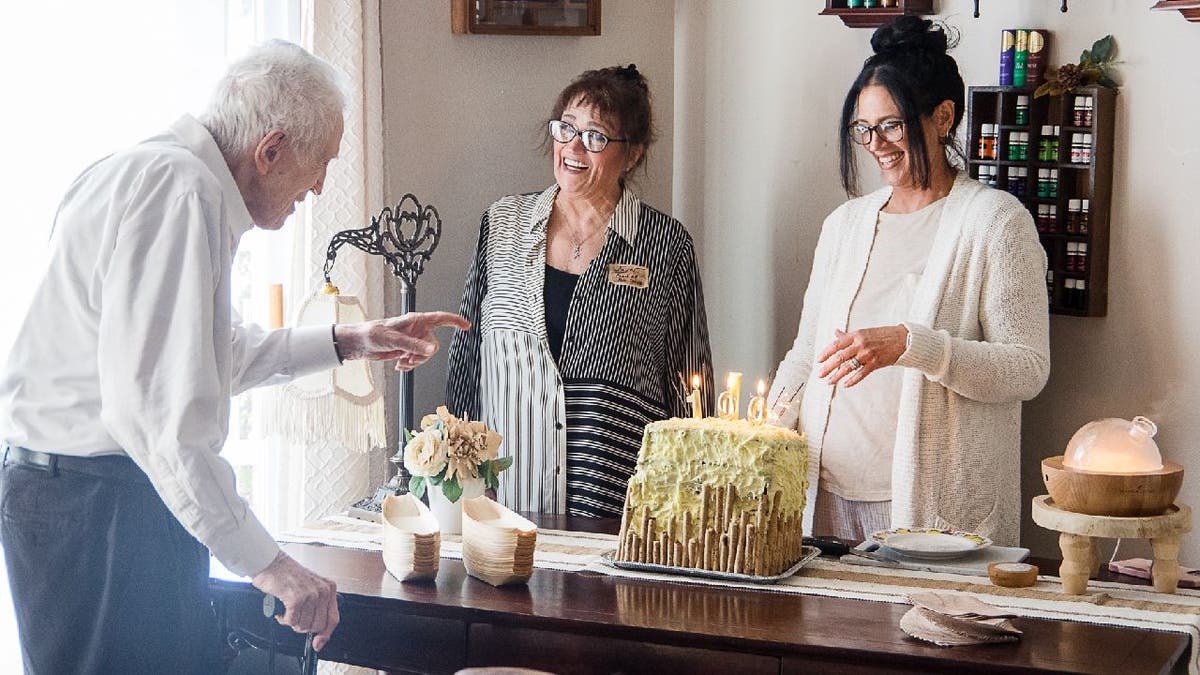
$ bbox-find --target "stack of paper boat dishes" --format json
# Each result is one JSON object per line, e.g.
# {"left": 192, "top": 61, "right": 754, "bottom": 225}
{"left": 381, "top": 494, "right": 440, "bottom": 582}
{"left": 462, "top": 495, "right": 538, "bottom": 586}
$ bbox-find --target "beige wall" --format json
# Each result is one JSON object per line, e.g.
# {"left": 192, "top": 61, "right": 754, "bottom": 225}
{"left": 378, "top": 1, "right": 675, "bottom": 434}
{"left": 381, "top": 1, "right": 1199, "bottom": 563}
{"left": 675, "top": 0, "right": 1200, "bottom": 562}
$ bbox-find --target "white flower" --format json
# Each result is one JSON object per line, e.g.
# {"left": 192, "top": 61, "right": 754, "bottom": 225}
{"left": 403, "top": 429, "right": 448, "bottom": 477}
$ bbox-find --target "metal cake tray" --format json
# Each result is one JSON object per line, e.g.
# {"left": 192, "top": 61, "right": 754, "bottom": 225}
{"left": 599, "top": 545, "right": 820, "bottom": 584}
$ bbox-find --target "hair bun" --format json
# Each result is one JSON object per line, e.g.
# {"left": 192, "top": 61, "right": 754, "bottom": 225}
{"left": 616, "top": 63, "right": 649, "bottom": 90}
{"left": 870, "top": 16, "right": 951, "bottom": 55}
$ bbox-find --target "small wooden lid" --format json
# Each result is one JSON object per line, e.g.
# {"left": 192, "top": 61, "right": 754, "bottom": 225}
{"left": 988, "top": 561, "right": 1039, "bottom": 588}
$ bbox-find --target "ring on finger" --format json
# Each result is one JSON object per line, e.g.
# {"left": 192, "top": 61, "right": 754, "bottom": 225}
{"left": 848, "top": 357, "right": 863, "bottom": 371}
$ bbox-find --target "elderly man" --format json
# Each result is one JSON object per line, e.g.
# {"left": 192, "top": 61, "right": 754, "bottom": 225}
{"left": 0, "top": 40, "right": 467, "bottom": 673}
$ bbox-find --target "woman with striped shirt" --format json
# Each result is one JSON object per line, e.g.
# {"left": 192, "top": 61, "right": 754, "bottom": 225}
{"left": 447, "top": 65, "right": 714, "bottom": 518}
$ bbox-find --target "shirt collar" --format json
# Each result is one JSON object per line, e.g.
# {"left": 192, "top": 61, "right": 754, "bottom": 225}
{"left": 528, "top": 184, "right": 642, "bottom": 246}
{"left": 168, "top": 114, "right": 255, "bottom": 240}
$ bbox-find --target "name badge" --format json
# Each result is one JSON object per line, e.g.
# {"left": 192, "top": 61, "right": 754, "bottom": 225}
{"left": 607, "top": 263, "right": 650, "bottom": 289}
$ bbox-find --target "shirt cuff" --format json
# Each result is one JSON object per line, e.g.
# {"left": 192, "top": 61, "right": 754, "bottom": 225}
{"left": 895, "top": 321, "right": 952, "bottom": 380}
{"left": 205, "top": 511, "right": 281, "bottom": 578}
{"left": 289, "top": 324, "right": 343, "bottom": 378}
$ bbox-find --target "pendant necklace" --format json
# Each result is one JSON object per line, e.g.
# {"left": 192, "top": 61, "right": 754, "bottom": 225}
{"left": 567, "top": 223, "right": 606, "bottom": 260}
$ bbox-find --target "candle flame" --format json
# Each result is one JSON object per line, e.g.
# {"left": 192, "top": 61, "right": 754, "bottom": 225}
{"left": 692, "top": 374, "right": 701, "bottom": 389}
{"left": 757, "top": 379, "right": 765, "bottom": 395}
{"left": 727, "top": 372, "right": 735, "bottom": 388}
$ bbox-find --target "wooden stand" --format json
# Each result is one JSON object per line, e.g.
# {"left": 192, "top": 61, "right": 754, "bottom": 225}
{"left": 1031, "top": 495, "right": 1192, "bottom": 594}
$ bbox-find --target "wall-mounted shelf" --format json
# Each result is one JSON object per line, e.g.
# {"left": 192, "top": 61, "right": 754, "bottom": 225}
{"left": 967, "top": 85, "right": 1116, "bottom": 317}
{"left": 1151, "top": 0, "right": 1200, "bottom": 22}
{"left": 819, "top": 0, "right": 932, "bottom": 28}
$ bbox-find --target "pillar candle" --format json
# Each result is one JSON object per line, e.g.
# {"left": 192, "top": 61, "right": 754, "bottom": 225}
{"left": 267, "top": 284, "right": 284, "bottom": 329}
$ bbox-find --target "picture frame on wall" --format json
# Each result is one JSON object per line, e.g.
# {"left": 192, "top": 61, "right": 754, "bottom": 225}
{"left": 451, "top": 0, "right": 601, "bottom": 36}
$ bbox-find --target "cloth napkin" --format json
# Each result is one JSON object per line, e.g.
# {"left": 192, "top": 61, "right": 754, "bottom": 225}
{"left": 1108, "top": 558, "right": 1200, "bottom": 589}
{"left": 900, "top": 592, "right": 1022, "bottom": 647}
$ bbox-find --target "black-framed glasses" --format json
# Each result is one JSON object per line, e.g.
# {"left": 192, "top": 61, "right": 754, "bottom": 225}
{"left": 548, "top": 119, "right": 628, "bottom": 153}
{"left": 848, "top": 119, "right": 906, "bottom": 146}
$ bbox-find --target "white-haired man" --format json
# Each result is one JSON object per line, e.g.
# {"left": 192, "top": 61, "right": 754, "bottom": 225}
{"left": 0, "top": 40, "right": 468, "bottom": 673}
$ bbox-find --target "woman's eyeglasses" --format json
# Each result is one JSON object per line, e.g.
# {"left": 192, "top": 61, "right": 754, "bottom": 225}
{"left": 549, "top": 120, "right": 627, "bottom": 153}
{"left": 848, "top": 119, "right": 905, "bottom": 146}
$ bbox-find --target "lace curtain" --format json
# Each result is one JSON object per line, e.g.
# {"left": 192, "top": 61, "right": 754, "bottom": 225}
{"left": 289, "top": 0, "right": 388, "bottom": 525}
{"left": 231, "top": 0, "right": 388, "bottom": 537}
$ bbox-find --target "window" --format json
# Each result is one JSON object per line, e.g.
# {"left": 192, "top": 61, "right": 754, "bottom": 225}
{"left": 0, "top": 3, "right": 301, "bottom": 667}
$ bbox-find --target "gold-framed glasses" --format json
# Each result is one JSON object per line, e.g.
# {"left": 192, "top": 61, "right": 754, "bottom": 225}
{"left": 548, "top": 120, "right": 628, "bottom": 153}
{"left": 849, "top": 119, "right": 905, "bottom": 146}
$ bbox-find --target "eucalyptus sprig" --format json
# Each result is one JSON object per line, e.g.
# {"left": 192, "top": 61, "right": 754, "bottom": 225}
{"left": 1034, "top": 35, "right": 1121, "bottom": 98}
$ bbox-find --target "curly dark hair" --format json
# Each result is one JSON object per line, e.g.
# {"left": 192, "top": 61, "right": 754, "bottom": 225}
{"left": 839, "top": 16, "right": 965, "bottom": 196}
{"left": 547, "top": 64, "right": 655, "bottom": 175}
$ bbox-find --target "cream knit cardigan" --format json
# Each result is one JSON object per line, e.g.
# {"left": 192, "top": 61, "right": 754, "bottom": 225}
{"left": 772, "top": 173, "right": 1050, "bottom": 546}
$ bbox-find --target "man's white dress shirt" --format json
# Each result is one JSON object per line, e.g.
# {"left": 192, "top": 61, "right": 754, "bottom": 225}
{"left": 0, "top": 115, "right": 341, "bottom": 576}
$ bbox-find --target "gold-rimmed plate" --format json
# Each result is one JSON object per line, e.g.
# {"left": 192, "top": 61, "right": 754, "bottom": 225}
{"left": 869, "top": 528, "right": 992, "bottom": 560}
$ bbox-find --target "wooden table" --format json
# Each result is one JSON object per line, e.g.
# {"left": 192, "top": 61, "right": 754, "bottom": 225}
{"left": 209, "top": 514, "right": 1189, "bottom": 674}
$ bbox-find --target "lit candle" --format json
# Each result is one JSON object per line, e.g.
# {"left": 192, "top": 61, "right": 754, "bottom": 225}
{"left": 687, "top": 374, "right": 703, "bottom": 419}
{"left": 747, "top": 379, "right": 767, "bottom": 424}
{"left": 717, "top": 371, "right": 743, "bottom": 420}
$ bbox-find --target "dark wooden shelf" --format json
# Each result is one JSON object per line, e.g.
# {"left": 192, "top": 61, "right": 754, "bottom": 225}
{"left": 1151, "top": 0, "right": 1200, "bottom": 22}
{"left": 819, "top": 0, "right": 932, "bottom": 28}
{"left": 967, "top": 85, "right": 1115, "bottom": 317}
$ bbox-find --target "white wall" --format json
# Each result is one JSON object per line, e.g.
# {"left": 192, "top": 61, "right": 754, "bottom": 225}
{"left": 379, "top": 1, "right": 675, "bottom": 436}
{"left": 675, "top": 0, "right": 1200, "bottom": 562}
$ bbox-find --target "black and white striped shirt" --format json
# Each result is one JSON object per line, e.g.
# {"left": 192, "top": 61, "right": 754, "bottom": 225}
{"left": 446, "top": 185, "right": 714, "bottom": 517}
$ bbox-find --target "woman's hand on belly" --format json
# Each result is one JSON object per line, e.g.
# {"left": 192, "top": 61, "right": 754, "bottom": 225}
{"left": 817, "top": 325, "right": 908, "bottom": 387}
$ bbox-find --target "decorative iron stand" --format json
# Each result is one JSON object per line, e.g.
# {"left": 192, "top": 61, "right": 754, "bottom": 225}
{"left": 322, "top": 194, "right": 443, "bottom": 518}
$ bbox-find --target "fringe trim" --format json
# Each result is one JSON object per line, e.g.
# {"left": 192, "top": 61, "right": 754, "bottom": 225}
{"left": 263, "top": 388, "right": 387, "bottom": 453}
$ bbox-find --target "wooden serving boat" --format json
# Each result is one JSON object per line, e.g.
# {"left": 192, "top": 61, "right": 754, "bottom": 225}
{"left": 381, "top": 494, "right": 440, "bottom": 582}
{"left": 461, "top": 496, "right": 537, "bottom": 586}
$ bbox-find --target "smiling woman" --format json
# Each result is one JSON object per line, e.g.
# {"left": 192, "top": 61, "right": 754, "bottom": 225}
{"left": 768, "top": 16, "right": 1050, "bottom": 547}
{"left": 446, "top": 64, "right": 715, "bottom": 520}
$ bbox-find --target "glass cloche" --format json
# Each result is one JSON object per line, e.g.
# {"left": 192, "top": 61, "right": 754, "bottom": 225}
{"left": 1063, "top": 415, "right": 1163, "bottom": 474}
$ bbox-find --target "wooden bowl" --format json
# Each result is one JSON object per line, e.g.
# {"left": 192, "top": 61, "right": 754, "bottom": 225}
{"left": 381, "top": 494, "right": 440, "bottom": 582}
{"left": 1042, "top": 455, "right": 1184, "bottom": 517}
{"left": 462, "top": 496, "right": 537, "bottom": 586}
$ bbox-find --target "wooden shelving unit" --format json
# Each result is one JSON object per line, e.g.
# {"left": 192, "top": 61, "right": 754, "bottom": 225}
{"left": 966, "top": 85, "right": 1115, "bottom": 317}
{"left": 819, "top": 0, "right": 932, "bottom": 28}
{"left": 1151, "top": 0, "right": 1200, "bottom": 23}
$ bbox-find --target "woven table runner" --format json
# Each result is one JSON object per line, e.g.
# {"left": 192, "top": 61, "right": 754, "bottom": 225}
{"left": 277, "top": 515, "right": 613, "bottom": 571}
{"left": 279, "top": 517, "right": 1200, "bottom": 673}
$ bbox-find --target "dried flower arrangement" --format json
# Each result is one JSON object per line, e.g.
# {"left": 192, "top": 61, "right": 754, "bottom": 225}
{"left": 403, "top": 406, "right": 511, "bottom": 502}
{"left": 1035, "top": 35, "right": 1120, "bottom": 98}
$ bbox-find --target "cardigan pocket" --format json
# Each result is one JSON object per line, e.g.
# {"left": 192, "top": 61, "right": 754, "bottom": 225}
{"left": 935, "top": 495, "right": 999, "bottom": 537}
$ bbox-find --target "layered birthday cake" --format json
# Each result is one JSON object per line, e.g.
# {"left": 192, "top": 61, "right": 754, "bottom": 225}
{"left": 615, "top": 417, "right": 809, "bottom": 576}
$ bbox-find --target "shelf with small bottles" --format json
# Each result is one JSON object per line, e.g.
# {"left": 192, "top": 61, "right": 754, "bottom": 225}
{"left": 819, "top": 0, "right": 932, "bottom": 28}
{"left": 966, "top": 85, "right": 1114, "bottom": 317}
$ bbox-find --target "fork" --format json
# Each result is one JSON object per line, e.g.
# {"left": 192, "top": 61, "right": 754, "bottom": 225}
{"left": 948, "top": 611, "right": 1021, "bottom": 621}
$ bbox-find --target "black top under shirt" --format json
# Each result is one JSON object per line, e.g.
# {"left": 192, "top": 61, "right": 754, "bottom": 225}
{"left": 543, "top": 264, "right": 579, "bottom": 361}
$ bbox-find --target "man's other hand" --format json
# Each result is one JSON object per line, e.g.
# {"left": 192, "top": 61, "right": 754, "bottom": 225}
{"left": 251, "top": 551, "right": 339, "bottom": 651}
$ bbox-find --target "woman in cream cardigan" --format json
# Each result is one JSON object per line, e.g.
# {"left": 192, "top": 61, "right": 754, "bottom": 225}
{"left": 770, "top": 17, "right": 1049, "bottom": 546}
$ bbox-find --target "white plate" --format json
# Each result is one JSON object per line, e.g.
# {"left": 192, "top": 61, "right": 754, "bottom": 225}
{"left": 869, "top": 528, "right": 992, "bottom": 560}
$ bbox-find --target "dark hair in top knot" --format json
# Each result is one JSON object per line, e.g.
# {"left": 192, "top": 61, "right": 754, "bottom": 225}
{"left": 870, "top": 15, "right": 955, "bottom": 55}
{"left": 547, "top": 64, "right": 656, "bottom": 176}
{"left": 838, "top": 16, "right": 965, "bottom": 196}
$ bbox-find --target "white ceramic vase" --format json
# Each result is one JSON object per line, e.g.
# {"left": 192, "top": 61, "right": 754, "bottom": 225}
{"left": 427, "top": 477, "right": 485, "bottom": 535}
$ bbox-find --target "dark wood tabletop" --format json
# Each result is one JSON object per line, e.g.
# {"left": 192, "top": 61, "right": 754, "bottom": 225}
{"left": 210, "top": 514, "right": 1190, "bottom": 674}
